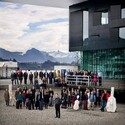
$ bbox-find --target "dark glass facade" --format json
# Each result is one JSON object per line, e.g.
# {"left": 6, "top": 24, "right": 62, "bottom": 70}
{"left": 69, "top": 1, "right": 125, "bottom": 81}
{"left": 80, "top": 48, "right": 125, "bottom": 80}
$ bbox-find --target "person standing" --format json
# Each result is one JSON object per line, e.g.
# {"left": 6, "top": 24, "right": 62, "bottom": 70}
{"left": 98, "top": 71, "right": 103, "bottom": 86}
{"left": 49, "top": 70, "right": 53, "bottom": 84}
{"left": 44, "top": 70, "right": 49, "bottom": 84}
{"left": 34, "top": 71, "right": 38, "bottom": 79}
{"left": 71, "top": 90, "right": 75, "bottom": 108}
{"left": 93, "top": 73, "right": 98, "bottom": 86}
{"left": 79, "top": 91, "right": 83, "bottom": 109}
{"left": 22, "top": 90, "right": 26, "bottom": 107}
{"left": 11, "top": 71, "right": 14, "bottom": 85}
{"left": 83, "top": 92, "right": 88, "bottom": 110}
{"left": 4, "top": 89, "right": 10, "bottom": 106}
{"left": 18, "top": 70, "right": 23, "bottom": 85}
{"left": 55, "top": 93, "right": 61, "bottom": 118}
{"left": 89, "top": 91, "right": 96, "bottom": 110}
{"left": 29, "top": 72, "right": 33, "bottom": 84}
{"left": 39, "top": 87, "right": 44, "bottom": 110}
{"left": 49, "top": 88, "right": 54, "bottom": 106}
{"left": 15, "top": 87, "right": 20, "bottom": 109}
{"left": 27, "top": 89, "right": 34, "bottom": 110}
{"left": 25, "top": 90, "right": 29, "bottom": 109}
{"left": 67, "top": 91, "right": 72, "bottom": 108}
{"left": 24, "top": 71, "right": 28, "bottom": 85}
{"left": 96, "top": 89, "right": 101, "bottom": 107}
{"left": 39, "top": 70, "right": 44, "bottom": 80}
{"left": 17, "top": 92, "right": 23, "bottom": 109}
{"left": 101, "top": 90, "right": 110, "bottom": 112}
{"left": 62, "top": 90, "right": 67, "bottom": 108}
{"left": 90, "top": 72, "right": 94, "bottom": 86}
{"left": 31, "top": 86, "right": 36, "bottom": 102}
{"left": 86, "top": 89, "right": 91, "bottom": 110}
{"left": 53, "top": 70, "right": 56, "bottom": 83}
{"left": 44, "top": 90, "right": 49, "bottom": 109}
{"left": 13, "top": 71, "right": 18, "bottom": 85}
{"left": 35, "top": 90, "right": 40, "bottom": 110}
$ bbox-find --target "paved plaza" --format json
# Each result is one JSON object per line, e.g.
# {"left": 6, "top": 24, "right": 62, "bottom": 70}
{"left": 0, "top": 79, "right": 125, "bottom": 125}
{"left": 0, "top": 92, "right": 125, "bottom": 125}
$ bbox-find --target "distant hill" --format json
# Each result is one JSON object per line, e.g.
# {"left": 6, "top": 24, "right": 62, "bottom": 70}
{"left": 0, "top": 48, "right": 77, "bottom": 63}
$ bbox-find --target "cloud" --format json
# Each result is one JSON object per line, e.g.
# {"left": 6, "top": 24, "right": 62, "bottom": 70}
{"left": 0, "top": 2, "right": 69, "bottom": 52}
{"left": 20, "top": 21, "right": 69, "bottom": 52}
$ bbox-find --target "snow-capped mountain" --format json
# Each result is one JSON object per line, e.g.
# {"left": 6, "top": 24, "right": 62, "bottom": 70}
{"left": 0, "top": 48, "right": 77, "bottom": 63}
{"left": 48, "top": 50, "right": 77, "bottom": 63}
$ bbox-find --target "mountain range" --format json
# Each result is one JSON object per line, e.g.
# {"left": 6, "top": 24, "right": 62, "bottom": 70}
{"left": 0, "top": 48, "right": 77, "bottom": 63}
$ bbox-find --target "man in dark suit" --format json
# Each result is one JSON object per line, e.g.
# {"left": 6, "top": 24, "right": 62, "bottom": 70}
{"left": 55, "top": 93, "right": 61, "bottom": 118}
{"left": 39, "top": 70, "right": 44, "bottom": 80}
{"left": 49, "top": 70, "right": 53, "bottom": 84}
{"left": 23, "top": 71, "right": 28, "bottom": 84}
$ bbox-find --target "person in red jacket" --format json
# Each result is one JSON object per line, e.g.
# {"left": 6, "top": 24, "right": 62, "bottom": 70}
{"left": 101, "top": 90, "right": 110, "bottom": 112}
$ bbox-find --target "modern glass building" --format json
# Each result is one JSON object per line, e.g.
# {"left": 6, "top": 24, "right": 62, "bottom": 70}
{"left": 69, "top": 1, "right": 125, "bottom": 81}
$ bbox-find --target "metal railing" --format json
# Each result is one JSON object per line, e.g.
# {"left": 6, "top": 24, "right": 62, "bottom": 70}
{"left": 66, "top": 75, "right": 92, "bottom": 86}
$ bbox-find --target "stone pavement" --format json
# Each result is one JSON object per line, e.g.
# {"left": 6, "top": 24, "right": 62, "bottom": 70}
{"left": 0, "top": 90, "right": 125, "bottom": 125}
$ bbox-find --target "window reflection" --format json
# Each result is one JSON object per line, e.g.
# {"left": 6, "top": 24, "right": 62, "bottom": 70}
{"left": 119, "top": 27, "right": 125, "bottom": 39}
{"left": 101, "top": 12, "right": 108, "bottom": 25}
{"left": 80, "top": 49, "right": 125, "bottom": 80}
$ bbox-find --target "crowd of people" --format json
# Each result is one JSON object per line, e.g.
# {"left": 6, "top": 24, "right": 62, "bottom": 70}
{"left": 60, "top": 87, "right": 109, "bottom": 112}
{"left": 11, "top": 70, "right": 65, "bottom": 85}
{"left": 66, "top": 70, "right": 103, "bottom": 86}
{"left": 14, "top": 86, "right": 54, "bottom": 110}
{"left": 10, "top": 69, "right": 103, "bottom": 87}
{"left": 4, "top": 85, "right": 111, "bottom": 117}
{"left": 4, "top": 86, "right": 61, "bottom": 118}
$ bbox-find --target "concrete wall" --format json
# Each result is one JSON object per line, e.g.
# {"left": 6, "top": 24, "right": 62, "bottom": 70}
{"left": 0, "top": 67, "right": 17, "bottom": 79}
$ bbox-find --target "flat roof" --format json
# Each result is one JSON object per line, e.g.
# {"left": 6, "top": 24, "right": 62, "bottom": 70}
{"left": 0, "top": 61, "right": 18, "bottom": 67}
{"left": 0, "top": 0, "right": 87, "bottom": 8}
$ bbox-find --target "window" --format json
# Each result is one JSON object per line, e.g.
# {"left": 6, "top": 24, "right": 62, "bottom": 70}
{"left": 83, "top": 11, "right": 89, "bottom": 41}
{"left": 119, "top": 27, "right": 125, "bottom": 39}
{"left": 121, "top": 8, "right": 125, "bottom": 18}
{"left": 101, "top": 12, "right": 108, "bottom": 25}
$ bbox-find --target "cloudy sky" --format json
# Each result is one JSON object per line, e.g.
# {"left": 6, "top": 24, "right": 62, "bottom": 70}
{"left": 0, "top": 2, "right": 69, "bottom": 53}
